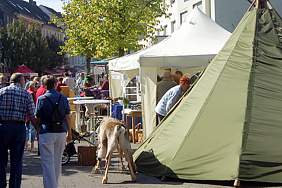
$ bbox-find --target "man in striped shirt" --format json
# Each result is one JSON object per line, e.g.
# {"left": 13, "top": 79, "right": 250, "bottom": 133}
{"left": 0, "top": 73, "right": 37, "bottom": 188}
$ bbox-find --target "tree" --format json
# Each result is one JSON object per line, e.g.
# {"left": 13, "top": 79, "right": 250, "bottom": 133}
{"left": 46, "top": 36, "right": 66, "bottom": 69}
{"left": 55, "top": 0, "right": 167, "bottom": 74}
{"left": 0, "top": 20, "right": 65, "bottom": 74}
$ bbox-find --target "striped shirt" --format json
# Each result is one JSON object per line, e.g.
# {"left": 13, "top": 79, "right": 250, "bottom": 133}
{"left": 0, "top": 83, "right": 35, "bottom": 122}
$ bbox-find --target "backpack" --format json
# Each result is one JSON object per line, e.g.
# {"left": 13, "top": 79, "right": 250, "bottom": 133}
{"left": 45, "top": 94, "right": 65, "bottom": 132}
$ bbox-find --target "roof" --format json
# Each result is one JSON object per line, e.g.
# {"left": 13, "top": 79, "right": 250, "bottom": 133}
{"left": 139, "top": 7, "right": 231, "bottom": 67}
{"left": 39, "top": 5, "right": 62, "bottom": 19}
{"left": 90, "top": 60, "right": 108, "bottom": 65}
{"left": 109, "top": 8, "right": 231, "bottom": 72}
{"left": 14, "top": 65, "right": 34, "bottom": 74}
{"left": 0, "top": 0, "right": 62, "bottom": 25}
{"left": 2, "top": 0, "right": 50, "bottom": 23}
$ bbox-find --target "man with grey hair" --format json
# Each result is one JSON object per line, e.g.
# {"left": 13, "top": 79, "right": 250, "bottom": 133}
{"left": 35, "top": 75, "right": 72, "bottom": 188}
{"left": 35, "top": 75, "right": 48, "bottom": 103}
{"left": 156, "top": 71, "right": 177, "bottom": 103}
{"left": 0, "top": 73, "right": 37, "bottom": 188}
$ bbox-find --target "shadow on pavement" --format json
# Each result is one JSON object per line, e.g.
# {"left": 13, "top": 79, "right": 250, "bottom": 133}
{"left": 22, "top": 152, "right": 93, "bottom": 177}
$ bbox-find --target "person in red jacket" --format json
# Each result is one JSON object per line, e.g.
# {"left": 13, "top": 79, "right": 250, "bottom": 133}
{"left": 35, "top": 75, "right": 48, "bottom": 103}
{"left": 27, "top": 81, "right": 37, "bottom": 103}
{"left": 26, "top": 81, "right": 37, "bottom": 152}
{"left": 56, "top": 77, "right": 66, "bottom": 92}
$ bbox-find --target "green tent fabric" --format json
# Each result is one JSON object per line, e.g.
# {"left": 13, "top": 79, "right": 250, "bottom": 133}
{"left": 134, "top": 2, "right": 282, "bottom": 183}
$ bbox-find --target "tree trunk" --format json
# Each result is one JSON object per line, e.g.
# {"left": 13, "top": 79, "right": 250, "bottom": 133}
{"left": 86, "top": 56, "right": 91, "bottom": 75}
{"left": 118, "top": 48, "right": 125, "bottom": 57}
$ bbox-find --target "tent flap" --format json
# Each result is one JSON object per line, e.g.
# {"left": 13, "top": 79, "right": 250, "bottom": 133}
{"left": 238, "top": 9, "right": 282, "bottom": 183}
{"left": 135, "top": 4, "right": 282, "bottom": 183}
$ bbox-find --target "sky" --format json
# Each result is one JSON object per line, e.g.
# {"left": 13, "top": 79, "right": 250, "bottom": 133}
{"left": 24, "top": 0, "right": 64, "bottom": 12}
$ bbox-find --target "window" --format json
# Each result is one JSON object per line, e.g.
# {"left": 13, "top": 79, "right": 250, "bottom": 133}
{"left": 171, "top": 20, "right": 176, "bottom": 33}
{"left": 193, "top": 1, "right": 203, "bottom": 10}
{"left": 180, "top": 11, "right": 188, "bottom": 25}
{"left": 163, "top": 25, "right": 167, "bottom": 36}
{"left": 125, "top": 77, "right": 141, "bottom": 102}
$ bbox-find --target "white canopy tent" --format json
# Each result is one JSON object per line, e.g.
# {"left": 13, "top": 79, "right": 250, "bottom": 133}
{"left": 139, "top": 8, "right": 231, "bottom": 137}
{"left": 109, "top": 8, "right": 231, "bottom": 138}
{"left": 108, "top": 47, "right": 155, "bottom": 98}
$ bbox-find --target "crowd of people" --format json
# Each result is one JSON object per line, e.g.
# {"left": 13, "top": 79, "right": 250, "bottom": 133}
{"left": 0, "top": 68, "right": 187, "bottom": 188}
{"left": 0, "top": 70, "right": 111, "bottom": 188}
{"left": 0, "top": 73, "right": 73, "bottom": 188}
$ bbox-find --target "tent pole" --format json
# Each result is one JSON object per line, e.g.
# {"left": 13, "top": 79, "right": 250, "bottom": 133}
{"left": 248, "top": 0, "right": 256, "bottom": 11}
{"left": 256, "top": 0, "right": 259, "bottom": 8}
{"left": 256, "top": 0, "right": 267, "bottom": 9}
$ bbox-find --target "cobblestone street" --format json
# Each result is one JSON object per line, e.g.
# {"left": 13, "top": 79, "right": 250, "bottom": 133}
{"left": 14, "top": 150, "right": 280, "bottom": 188}
{"left": 20, "top": 151, "right": 226, "bottom": 188}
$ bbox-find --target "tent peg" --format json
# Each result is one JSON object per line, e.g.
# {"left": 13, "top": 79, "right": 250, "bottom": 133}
{"left": 233, "top": 179, "right": 240, "bottom": 187}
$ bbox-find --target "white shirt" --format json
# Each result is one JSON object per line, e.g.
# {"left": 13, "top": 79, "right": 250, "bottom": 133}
{"left": 62, "top": 77, "right": 75, "bottom": 90}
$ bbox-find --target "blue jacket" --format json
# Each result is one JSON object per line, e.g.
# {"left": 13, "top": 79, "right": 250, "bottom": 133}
{"left": 155, "top": 85, "right": 182, "bottom": 116}
{"left": 35, "top": 89, "right": 70, "bottom": 134}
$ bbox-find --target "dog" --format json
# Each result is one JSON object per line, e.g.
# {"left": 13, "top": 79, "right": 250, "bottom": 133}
{"left": 93, "top": 117, "right": 136, "bottom": 184}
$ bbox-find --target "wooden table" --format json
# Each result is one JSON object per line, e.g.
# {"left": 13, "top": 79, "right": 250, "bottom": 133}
{"left": 123, "top": 109, "right": 142, "bottom": 143}
{"left": 73, "top": 99, "right": 112, "bottom": 132}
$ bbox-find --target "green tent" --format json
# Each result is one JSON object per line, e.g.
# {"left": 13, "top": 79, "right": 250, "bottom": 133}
{"left": 134, "top": 0, "right": 282, "bottom": 183}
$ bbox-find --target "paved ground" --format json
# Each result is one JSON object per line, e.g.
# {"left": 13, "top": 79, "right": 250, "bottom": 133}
{"left": 21, "top": 150, "right": 231, "bottom": 188}
{"left": 21, "top": 151, "right": 186, "bottom": 188}
{"left": 5, "top": 143, "right": 281, "bottom": 188}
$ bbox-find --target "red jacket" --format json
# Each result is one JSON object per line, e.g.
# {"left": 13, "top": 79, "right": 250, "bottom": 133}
{"left": 35, "top": 85, "right": 46, "bottom": 103}
{"left": 27, "top": 88, "right": 36, "bottom": 104}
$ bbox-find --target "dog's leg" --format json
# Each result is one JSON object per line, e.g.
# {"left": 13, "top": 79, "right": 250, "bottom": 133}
{"left": 124, "top": 149, "right": 137, "bottom": 182}
{"left": 102, "top": 153, "right": 112, "bottom": 184}
{"left": 92, "top": 159, "right": 101, "bottom": 174}
{"left": 102, "top": 137, "right": 116, "bottom": 184}
{"left": 117, "top": 144, "right": 126, "bottom": 171}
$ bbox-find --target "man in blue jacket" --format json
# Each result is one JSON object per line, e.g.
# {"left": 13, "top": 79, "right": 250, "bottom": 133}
{"left": 35, "top": 75, "right": 72, "bottom": 188}
{"left": 155, "top": 75, "right": 190, "bottom": 124}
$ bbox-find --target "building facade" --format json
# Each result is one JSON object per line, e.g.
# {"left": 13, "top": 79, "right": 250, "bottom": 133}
{"left": 0, "top": 0, "right": 64, "bottom": 41}
{"left": 39, "top": 5, "right": 65, "bottom": 41}
{"left": 0, "top": 0, "right": 86, "bottom": 70}
{"left": 158, "top": 0, "right": 282, "bottom": 37}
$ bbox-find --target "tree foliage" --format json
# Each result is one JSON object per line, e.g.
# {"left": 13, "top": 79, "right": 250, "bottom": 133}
{"left": 0, "top": 20, "right": 65, "bottom": 74}
{"left": 55, "top": 0, "right": 167, "bottom": 73}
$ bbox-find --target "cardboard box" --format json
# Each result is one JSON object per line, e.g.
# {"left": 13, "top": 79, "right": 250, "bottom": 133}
{"left": 78, "top": 146, "right": 96, "bottom": 166}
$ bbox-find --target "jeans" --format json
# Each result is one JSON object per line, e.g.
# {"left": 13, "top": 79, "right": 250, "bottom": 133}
{"left": 39, "top": 133, "right": 66, "bottom": 188}
{"left": 0, "top": 123, "right": 26, "bottom": 188}
{"left": 156, "top": 113, "right": 165, "bottom": 126}
{"left": 25, "top": 124, "right": 36, "bottom": 142}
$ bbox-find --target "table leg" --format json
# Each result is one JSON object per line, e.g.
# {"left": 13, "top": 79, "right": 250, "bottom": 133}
{"left": 109, "top": 101, "right": 112, "bottom": 116}
{"left": 132, "top": 114, "right": 136, "bottom": 144}
{"left": 75, "top": 104, "right": 81, "bottom": 132}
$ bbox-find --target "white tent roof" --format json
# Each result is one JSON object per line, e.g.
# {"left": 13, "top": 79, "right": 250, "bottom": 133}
{"left": 109, "top": 48, "right": 148, "bottom": 72}
{"left": 139, "top": 8, "right": 231, "bottom": 67}
{"left": 109, "top": 8, "right": 230, "bottom": 71}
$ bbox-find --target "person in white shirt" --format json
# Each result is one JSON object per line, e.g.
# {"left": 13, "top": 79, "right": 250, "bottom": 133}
{"left": 155, "top": 75, "right": 190, "bottom": 124}
{"left": 75, "top": 72, "right": 85, "bottom": 94}
{"left": 62, "top": 72, "right": 75, "bottom": 90}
